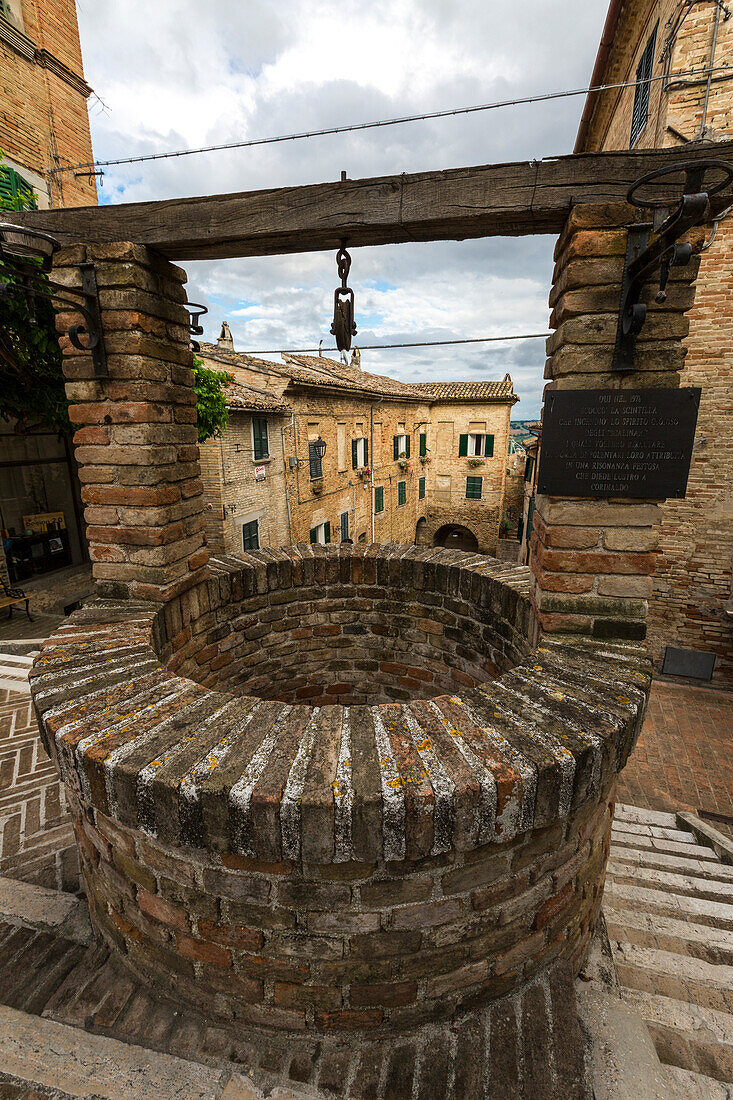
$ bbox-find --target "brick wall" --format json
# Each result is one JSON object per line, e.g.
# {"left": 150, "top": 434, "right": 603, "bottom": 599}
{"left": 578, "top": 0, "right": 733, "bottom": 685}
{"left": 0, "top": 0, "right": 97, "bottom": 208}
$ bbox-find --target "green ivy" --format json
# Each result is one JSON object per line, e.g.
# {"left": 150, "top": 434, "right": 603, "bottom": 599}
{"left": 192, "top": 355, "right": 232, "bottom": 443}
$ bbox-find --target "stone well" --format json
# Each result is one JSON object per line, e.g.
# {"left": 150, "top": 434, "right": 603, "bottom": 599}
{"left": 30, "top": 544, "right": 650, "bottom": 1034}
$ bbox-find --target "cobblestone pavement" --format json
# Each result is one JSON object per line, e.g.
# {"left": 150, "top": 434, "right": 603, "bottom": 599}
{"left": 0, "top": 678, "right": 730, "bottom": 895}
{"left": 616, "top": 680, "right": 733, "bottom": 837}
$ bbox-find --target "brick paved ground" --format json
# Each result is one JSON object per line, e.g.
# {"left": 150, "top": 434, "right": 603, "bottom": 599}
{"left": 0, "top": 678, "right": 730, "bottom": 894}
{"left": 616, "top": 680, "right": 733, "bottom": 836}
{"left": 0, "top": 687, "right": 79, "bottom": 892}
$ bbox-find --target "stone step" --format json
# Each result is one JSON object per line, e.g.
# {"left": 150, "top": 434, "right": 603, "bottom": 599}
{"left": 620, "top": 989, "right": 733, "bottom": 1084}
{"left": 610, "top": 941, "right": 733, "bottom": 1013}
{"left": 610, "top": 828, "right": 721, "bottom": 861}
{"left": 611, "top": 820, "right": 698, "bottom": 843}
{"left": 604, "top": 880, "right": 733, "bottom": 930}
{"left": 615, "top": 804, "right": 680, "bottom": 828}
{"left": 663, "top": 1065, "right": 733, "bottom": 1100}
{"left": 604, "top": 905, "right": 733, "bottom": 967}
{"left": 609, "top": 845, "right": 733, "bottom": 883}
{"left": 607, "top": 861, "right": 733, "bottom": 904}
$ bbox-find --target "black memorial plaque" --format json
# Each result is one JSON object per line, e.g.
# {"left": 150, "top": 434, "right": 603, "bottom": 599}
{"left": 537, "top": 388, "right": 700, "bottom": 499}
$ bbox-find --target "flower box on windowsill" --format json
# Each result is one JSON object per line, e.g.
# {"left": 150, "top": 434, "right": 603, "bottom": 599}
{"left": 356, "top": 466, "right": 371, "bottom": 479}
{"left": 397, "top": 459, "right": 412, "bottom": 473}
{"left": 311, "top": 480, "right": 324, "bottom": 495}
{"left": 419, "top": 455, "right": 431, "bottom": 466}
{"left": 467, "top": 458, "right": 485, "bottom": 468}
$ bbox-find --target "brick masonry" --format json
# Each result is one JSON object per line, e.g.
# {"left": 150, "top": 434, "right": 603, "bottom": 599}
{"left": 0, "top": 0, "right": 97, "bottom": 208}
{"left": 576, "top": 0, "right": 733, "bottom": 687}
{"left": 29, "top": 544, "right": 651, "bottom": 1032}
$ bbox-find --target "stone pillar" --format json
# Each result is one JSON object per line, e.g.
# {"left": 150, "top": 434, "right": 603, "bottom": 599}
{"left": 53, "top": 243, "right": 208, "bottom": 602}
{"left": 531, "top": 203, "right": 701, "bottom": 640}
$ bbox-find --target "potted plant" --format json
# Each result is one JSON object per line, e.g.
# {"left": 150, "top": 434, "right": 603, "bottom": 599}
{"left": 419, "top": 454, "right": 431, "bottom": 467}
{"left": 356, "top": 466, "right": 371, "bottom": 479}
{"left": 467, "top": 457, "right": 484, "bottom": 468}
{"left": 311, "top": 479, "right": 324, "bottom": 496}
{"left": 397, "top": 453, "right": 411, "bottom": 472}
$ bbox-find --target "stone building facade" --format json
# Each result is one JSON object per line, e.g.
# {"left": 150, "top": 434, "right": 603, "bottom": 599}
{"left": 198, "top": 338, "right": 517, "bottom": 558}
{"left": 576, "top": 0, "right": 733, "bottom": 686}
{"left": 0, "top": 0, "right": 96, "bottom": 208}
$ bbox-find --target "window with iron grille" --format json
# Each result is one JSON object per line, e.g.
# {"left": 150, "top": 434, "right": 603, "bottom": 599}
{"left": 308, "top": 440, "right": 323, "bottom": 479}
{"left": 466, "top": 476, "right": 483, "bottom": 500}
{"left": 252, "top": 417, "right": 269, "bottom": 461}
{"left": 397, "top": 480, "right": 406, "bottom": 506}
{"left": 418, "top": 476, "right": 426, "bottom": 500}
{"left": 241, "top": 519, "right": 259, "bottom": 551}
{"left": 630, "top": 23, "right": 658, "bottom": 148}
{"left": 374, "top": 485, "right": 384, "bottom": 514}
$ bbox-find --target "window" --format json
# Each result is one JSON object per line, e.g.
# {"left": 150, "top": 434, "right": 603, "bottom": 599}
{"left": 0, "top": 165, "right": 37, "bottom": 211}
{"left": 308, "top": 440, "right": 323, "bottom": 479}
{"left": 419, "top": 433, "right": 427, "bottom": 457}
{"left": 252, "top": 417, "right": 269, "bottom": 461}
{"left": 310, "top": 521, "right": 331, "bottom": 545}
{"left": 418, "top": 476, "right": 426, "bottom": 500}
{"left": 374, "top": 486, "right": 385, "bottom": 514}
{"left": 524, "top": 455, "right": 535, "bottom": 483}
{"left": 466, "top": 476, "right": 483, "bottom": 500}
{"left": 352, "top": 437, "right": 368, "bottom": 468}
{"left": 397, "top": 480, "right": 406, "bottom": 507}
{"left": 340, "top": 511, "right": 349, "bottom": 541}
{"left": 241, "top": 519, "right": 259, "bottom": 551}
{"left": 630, "top": 23, "right": 658, "bottom": 147}
{"left": 393, "top": 433, "right": 410, "bottom": 460}
{"left": 459, "top": 433, "right": 494, "bottom": 457}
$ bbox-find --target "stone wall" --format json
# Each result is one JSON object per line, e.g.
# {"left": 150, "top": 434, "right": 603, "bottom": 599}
{"left": 577, "top": 0, "right": 733, "bottom": 685}
{"left": 30, "top": 545, "right": 651, "bottom": 1034}
{"left": 0, "top": 0, "right": 97, "bottom": 208}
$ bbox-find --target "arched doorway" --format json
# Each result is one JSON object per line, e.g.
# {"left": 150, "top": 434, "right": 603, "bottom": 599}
{"left": 415, "top": 517, "right": 428, "bottom": 546}
{"left": 433, "top": 524, "right": 479, "bottom": 552}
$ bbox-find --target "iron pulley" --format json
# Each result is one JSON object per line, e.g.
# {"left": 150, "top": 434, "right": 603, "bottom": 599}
{"left": 614, "top": 159, "right": 733, "bottom": 371}
{"left": 330, "top": 244, "right": 357, "bottom": 352}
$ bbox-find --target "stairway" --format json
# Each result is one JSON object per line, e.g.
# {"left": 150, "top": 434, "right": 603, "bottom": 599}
{"left": 0, "top": 652, "right": 36, "bottom": 695}
{"left": 605, "top": 803, "right": 733, "bottom": 1098}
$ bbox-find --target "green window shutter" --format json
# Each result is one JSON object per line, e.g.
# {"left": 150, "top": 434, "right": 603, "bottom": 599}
{"left": 418, "top": 476, "right": 425, "bottom": 500}
{"left": 340, "top": 511, "right": 349, "bottom": 541}
{"left": 527, "top": 498, "right": 535, "bottom": 541}
{"left": 398, "top": 481, "right": 406, "bottom": 506}
{"left": 324, "top": 521, "right": 331, "bottom": 544}
{"left": 466, "top": 476, "right": 483, "bottom": 500}
{"left": 419, "top": 433, "right": 426, "bottom": 457}
{"left": 310, "top": 527, "right": 317, "bottom": 544}
{"left": 308, "top": 441, "right": 323, "bottom": 479}
{"left": 0, "top": 165, "right": 37, "bottom": 211}
{"left": 393, "top": 435, "right": 399, "bottom": 461}
{"left": 352, "top": 439, "right": 358, "bottom": 469}
{"left": 405, "top": 436, "right": 410, "bottom": 459}
{"left": 364, "top": 438, "right": 368, "bottom": 465}
{"left": 458, "top": 434, "right": 469, "bottom": 457}
{"left": 252, "top": 417, "right": 268, "bottom": 460}
{"left": 374, "top": 486, "right": 384, "bottom": 513}
{"left": 484, "top": 434, "right": 494, "bottom": 457}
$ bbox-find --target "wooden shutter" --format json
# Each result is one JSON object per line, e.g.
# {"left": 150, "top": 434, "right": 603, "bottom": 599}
{"left": 398, "top": 481, "right": 406, "bottom": 506}
{"left": 374, "top": 486, "right": 384, "bottom": 513}
{"left": 324, "top": 521, "right": 331, "bottom": 544}
{"left": 466, "top": 476, "right": 482, "bottom": 500}
{"left": 393, "top": 435, "right": 399, "bottom": 460}
{"left": 419, "top": 477, "right": 425, "bottom": 500}
{"left": 340, "top": 511, "right": 349, "bottom": 540}
{"left": 484, "top": 434, "right": 494, "bottom": 457}
{"left": 0, "top": 165, "right": 37, "bottom": 211}
{"left": 308, "top": 441, "right": 322, "bottom": 479}
{"left": 630, "top": 23, "right": 657, "bottom": 146}
{"left": 419, "top": 433, "right": 426, "bottom": 457}
{"left": 405, "top": 436, "right": 410, "bottom": 458}
{"left": 364, "top": 438, "right": 368, "bottom": 465}
{"left": 352, "top": 439, "right": 358, "bottom": 469}
{"left": 458, "top": 434, "right": 468, "bottom": 457}
{"left": 310, "top": 527, "right": 317, "bottom": 544}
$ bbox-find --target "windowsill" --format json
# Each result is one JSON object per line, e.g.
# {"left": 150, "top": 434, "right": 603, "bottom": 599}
{"left": 251, "top": 456, "right": 271, "bottom": 464}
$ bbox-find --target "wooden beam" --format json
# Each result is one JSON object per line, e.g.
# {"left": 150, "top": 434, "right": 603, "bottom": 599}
{"left": 6, "top": 143, "right": 733, "bottom": 261}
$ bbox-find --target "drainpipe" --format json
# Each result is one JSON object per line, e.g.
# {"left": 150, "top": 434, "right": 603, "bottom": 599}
{"left": 700, "top": 1, "right": 723, "bottom": 140}
{"left": 281, "top": 415, "right": 294, "bottom": 544}
{"left": 370, "top": 397, "right": 383, "bottom": 543}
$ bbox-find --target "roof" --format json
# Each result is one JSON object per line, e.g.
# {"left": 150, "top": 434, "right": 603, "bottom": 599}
{"left": 409, "top": 375, "right": 517, "bottom": 403}
{"left": 574, "top": 0, "right": 624, "bottom": 153}
{"left": 198, "top": 344, "right": 517, "bottom": 405}
{"left": 225, "top": 380, "right": 290, "bottom": 414}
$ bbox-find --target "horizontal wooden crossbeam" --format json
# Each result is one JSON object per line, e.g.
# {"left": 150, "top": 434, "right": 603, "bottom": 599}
{"left": 7, "top": 142, "right": 733, "bottom": 261}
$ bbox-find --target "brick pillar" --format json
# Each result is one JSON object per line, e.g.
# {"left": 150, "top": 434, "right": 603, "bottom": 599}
{"left": 531, "top": 202, "right": 701, "bottom": 641}
{"left": 53, "top": 242, "right": 208, "bottom": 602}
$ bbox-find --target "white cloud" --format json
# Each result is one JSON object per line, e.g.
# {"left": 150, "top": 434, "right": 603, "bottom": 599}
{"left": 75, "top": 0, "right": 609, "bottom": 416}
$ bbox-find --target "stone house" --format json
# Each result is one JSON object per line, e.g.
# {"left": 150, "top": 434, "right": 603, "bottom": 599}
{"left": 575, "top": 0, "right": 733, "bottom": 687}
{"left": 197, "top": 333, "right": 517, "bottom": 557}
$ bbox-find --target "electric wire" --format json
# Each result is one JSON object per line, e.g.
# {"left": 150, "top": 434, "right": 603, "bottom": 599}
{"left": 54, "top": 63, "right": 733, "bottom": 177}
{"left": 232, "top": 333, "right": 551, "bottom": 356}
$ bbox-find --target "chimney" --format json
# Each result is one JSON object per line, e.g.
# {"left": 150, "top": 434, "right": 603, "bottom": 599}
{"left": 350, "top": 347, "right": 361, "bottom": 370}
{"left": 217, "top": 321, "right": 234, "bottom": 352}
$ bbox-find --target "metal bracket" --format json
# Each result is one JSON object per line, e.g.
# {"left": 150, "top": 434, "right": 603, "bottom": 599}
{"left": 613, "top": 159, "right": 733, "bottom": 372}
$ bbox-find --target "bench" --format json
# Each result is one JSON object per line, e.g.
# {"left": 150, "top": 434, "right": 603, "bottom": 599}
{"left": 0, "top": 583, "right": 33, "bottom": 621}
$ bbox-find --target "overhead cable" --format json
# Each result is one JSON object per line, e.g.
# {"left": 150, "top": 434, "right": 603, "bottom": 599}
{"left": 53, "top": 63, "right": 733, "bottom": 177}
{"left": 234, "top": 333, "right": 551, "bottom": 355}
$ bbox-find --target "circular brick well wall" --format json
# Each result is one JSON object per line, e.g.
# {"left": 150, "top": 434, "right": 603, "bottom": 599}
{"left": 30, "top": 545, "right": 651, "bottom": 1034}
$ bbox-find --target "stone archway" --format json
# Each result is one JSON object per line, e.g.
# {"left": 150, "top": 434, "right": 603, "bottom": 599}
{"left": 433, "top": 523, "right": 479, "bottom": 552}
{"left": 415, "top": 516, "right": 428, "bottom": 546}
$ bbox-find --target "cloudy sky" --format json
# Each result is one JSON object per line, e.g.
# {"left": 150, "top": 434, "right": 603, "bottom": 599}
{"left": 75, "top": 0, "right": 608, "bottom": 417}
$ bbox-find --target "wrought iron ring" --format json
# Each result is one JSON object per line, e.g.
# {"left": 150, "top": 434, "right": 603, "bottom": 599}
{"left": 627, "top": 159, "right": 733, "bottom": 209}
